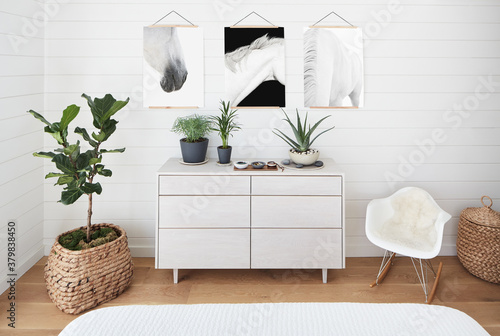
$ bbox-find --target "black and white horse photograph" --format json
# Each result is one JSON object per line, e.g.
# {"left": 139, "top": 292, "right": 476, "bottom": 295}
{"left": 304, "top": 27, "right": 363, "bottom": 108}
{"left": 143, "top": 26, "right": 204, "bottom": 107}
{"left": 224, "top": 27, "right": 285, "bottom": 107}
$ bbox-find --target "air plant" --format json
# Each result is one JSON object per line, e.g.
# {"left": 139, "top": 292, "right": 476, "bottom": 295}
{"left": 273, "top": 109, "right": 334, "bottom": 152}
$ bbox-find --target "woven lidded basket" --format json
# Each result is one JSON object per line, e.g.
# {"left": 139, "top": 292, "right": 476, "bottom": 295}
{"left": 456, "top": 196, "right": 500, "bottom": 284}
{"left": 44, "top": 223, "right": 134, "bottom": 314}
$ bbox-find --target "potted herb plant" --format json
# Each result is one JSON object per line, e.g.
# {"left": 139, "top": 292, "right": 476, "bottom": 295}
{"left": 210, "top": 100, "right": 241, "bottom": 164}
{"left": 172, "top": 114, "right": 212, "bottom": 163}
{"left": 273, "top": 109, "right": 335, "bottom": 165}
{"left": 28, "top": 93, "right": 134, "bottom": 314}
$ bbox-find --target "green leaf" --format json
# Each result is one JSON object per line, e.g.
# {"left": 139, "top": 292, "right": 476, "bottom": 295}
{"left": 89, "top": 157, "right": 102, "bottom": 165}
{"left": 52, "top": 154, "right": 76, "bottom": 174}
{"left": 48, "top": 122, "right": 61, "bottom": 133}
{"left": 82, "top": 93, "right": 124, "bottom": 128}
{"left": 59, "top": 104, "right": 80, "bottom": 130}
{"left": 74, "top": 127, "right": 98, "bottom": 147}
{"left": 97, "top": 169, "right": 112, "bottom": 177}
{"left": 43, "top": 122, "right": 65, "bottom": 145}
{"left": 100, "top": 119, "right": 118, "bottom": 142}
{"left": 55, "top": 176, "right": 74, "bottom": 185}
{"left": 34, "top": 151, "right": 55, "bottom": 159}
{"left": 28, "top": 110, "right": 52, "bottom": 127}
{"left": 296, "top": 110, "right": 303, "bottom": 139}
{"left": 63, "top": 142, "right": 80, "bottom": 156}
{"left": 60, "top": 188, "right": 84, "bottom": 205}
{"left": 100, "top": 148, "right": 125, "bottom": 153}
{"left": 91, "top": 131, "right": 106, "bottom": 142}
{"left": 75, "top": 151, "right": 93, "bottom": 170}
{"left": 45, "top": 172, "right": 65, "bottom": 179}
{"left": 81, "top": 93, "right": 103, "bottom": 128}
{"left": 273, "top": 130, "right": 301, "bottom": 151}
{"left": 91, "top": 118, "right": 118, "bottom": 143}
{"left": 80, "top": 182, "right": 102, "bottom": 195}
{"left": 101, "top": 98, "right": 129, "bottom": 121}
{"left": 308, "top": 126, "right": 335, "bottom": 148}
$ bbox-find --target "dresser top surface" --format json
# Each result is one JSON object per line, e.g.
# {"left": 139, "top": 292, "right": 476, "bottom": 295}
{"left": 158, "top": 158, "right": 344, "bottom": 176}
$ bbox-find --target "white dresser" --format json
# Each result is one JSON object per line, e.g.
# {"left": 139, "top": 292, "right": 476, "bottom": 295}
{"left": 156, "top": 158, "right": 345, "bottom": 283}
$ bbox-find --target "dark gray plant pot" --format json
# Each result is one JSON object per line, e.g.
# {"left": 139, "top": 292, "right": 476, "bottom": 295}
{"left": 180, "top": 138, "right": 209, "bottom": 163}
{"left": 217, "top": 146, "right": 232, "bottom": 164}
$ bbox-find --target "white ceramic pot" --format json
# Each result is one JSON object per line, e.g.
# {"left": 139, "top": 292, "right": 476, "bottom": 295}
{"left": 289, "top": 148, "right": 320, "bottom": 165}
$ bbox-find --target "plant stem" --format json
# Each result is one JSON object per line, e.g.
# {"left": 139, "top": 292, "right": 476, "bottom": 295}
{"left": 86, "top": 142, "right": 100, "bottom": 242}
{"left": 87, "top": 193, "right": 92, "bottom": 243}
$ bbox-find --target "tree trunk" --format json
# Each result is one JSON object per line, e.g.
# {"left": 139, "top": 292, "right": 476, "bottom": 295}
{"left": 87, "top": 193, "right": 93, "bottom": 242}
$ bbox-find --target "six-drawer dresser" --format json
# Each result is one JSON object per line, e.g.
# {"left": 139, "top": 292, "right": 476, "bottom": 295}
{"left": 156, "top": 158, "right": 344, "bottom": 283}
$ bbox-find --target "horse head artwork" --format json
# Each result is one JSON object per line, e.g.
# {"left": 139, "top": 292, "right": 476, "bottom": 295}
{"left": 304, "top": 28, "right": 363, "bottom": 107}
{"left": 144, "top": 27, "right": 188, "bottom": 93}
{"left": 225, "top": 34, "right": 285, "bottom": 106}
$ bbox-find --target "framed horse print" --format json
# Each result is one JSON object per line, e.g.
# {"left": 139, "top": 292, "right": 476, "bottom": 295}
{"left": 143, "top": 26, "right": 204, "bottom": 108}
{"left": 303, "top": 27, "right": 364, "bottom": 108}
{"left": 224, "top": 27, "right": 285, "bottom": 108}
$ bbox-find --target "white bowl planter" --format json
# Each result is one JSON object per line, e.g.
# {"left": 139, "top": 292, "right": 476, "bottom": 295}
{"left": 289, "top": 148, "right": 320, "bottom": 165}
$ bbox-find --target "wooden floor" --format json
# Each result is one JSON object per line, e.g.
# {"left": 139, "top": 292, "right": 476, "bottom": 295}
{"left": 1, "top": 256, "right": 499, "bottom": 335}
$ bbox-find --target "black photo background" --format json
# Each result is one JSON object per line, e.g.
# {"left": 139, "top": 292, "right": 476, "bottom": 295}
{"left": 224, "top": 27, "right": 285, "bottom": 107}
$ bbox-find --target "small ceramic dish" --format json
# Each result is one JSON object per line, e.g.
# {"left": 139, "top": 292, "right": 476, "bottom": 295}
{"left": 234, "top": 161, "right": 249, "bottom": 169}
{"left": 267, "top": 161, "right": 277, "bottom": 167}
{"left": 251, "top": 161, "right": 265, "bottom": 169}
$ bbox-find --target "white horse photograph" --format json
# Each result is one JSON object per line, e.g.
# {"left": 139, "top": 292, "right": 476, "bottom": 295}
{"left": 224, "top": 27, "right": 285, "bottom": 107}
{"left": 304, "top": 27, "right": 363, "bottom": 108}
{"left": 143, "top": 26, "right": 204, "bottom": 107}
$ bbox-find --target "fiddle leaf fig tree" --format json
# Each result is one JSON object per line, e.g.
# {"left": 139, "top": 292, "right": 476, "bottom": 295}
{"left": 28, "top": 93, "right": 130, "bottom": 243}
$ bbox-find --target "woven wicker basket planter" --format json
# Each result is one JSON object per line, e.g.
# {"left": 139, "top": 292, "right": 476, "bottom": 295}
{"left": 456, "top": 196, "right": 500, "bottom": 284}
{"left": 44, "top": 223, "right": 134, "bottom": 314}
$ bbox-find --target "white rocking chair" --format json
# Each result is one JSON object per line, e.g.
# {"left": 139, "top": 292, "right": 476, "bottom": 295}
{"left": 365, "top": 187, "right": 452, "bottom": 303}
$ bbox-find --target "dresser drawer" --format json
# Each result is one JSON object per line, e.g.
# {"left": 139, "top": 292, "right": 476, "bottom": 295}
{"left": 251, "top": 196, "right": 341, "bottom": 228}
{"left": 252, "top": 176, "right": 341, "bottom": 195}
{"left": 251, "top": 229, "right": 342, "bottom": 269}
{"left": 159, "top": 175, "right": 250, "bottom": 195}
{"left": 158, "top": 229, "right": 250, "bottom": 268}
{"left": 159, "top": 196, "right": 250, "bottom": 228}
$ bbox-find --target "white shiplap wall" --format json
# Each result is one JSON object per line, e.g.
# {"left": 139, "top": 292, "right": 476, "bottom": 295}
{"left": 0, "top": 0, "right": 46, "bottom": 293}
{"left": 42, "top": 0, "right": 500, "bottom": 257}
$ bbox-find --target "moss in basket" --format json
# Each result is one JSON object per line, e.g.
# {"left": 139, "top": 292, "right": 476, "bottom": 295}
{"left": 59, "top": 227, "right": 118, "bottom": 251}
{"left": 59, "top": 230, "right": 86, "bottom": 250}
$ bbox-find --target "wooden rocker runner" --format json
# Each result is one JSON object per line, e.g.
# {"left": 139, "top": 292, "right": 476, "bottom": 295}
{"left": 369, "top": 251, "right": 444, "bottom": 304}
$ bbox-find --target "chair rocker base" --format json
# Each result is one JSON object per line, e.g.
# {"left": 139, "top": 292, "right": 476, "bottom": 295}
{"left": 370, "top": 250, "right": 443, "bottom": 304}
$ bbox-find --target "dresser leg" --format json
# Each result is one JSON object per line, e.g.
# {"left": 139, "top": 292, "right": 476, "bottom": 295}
{"left": 322, "top": 268, "right": 328, "bottom": 283}
{"left": 173, "top": 269, "right": 178, "bottom": 284}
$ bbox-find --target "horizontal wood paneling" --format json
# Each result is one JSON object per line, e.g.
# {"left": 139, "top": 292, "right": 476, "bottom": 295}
{"left": 43, "top": 91, "right": 500, "bottom": 111}
{"left": 45, "top": 57, "right": 500, "bottom": 76}
{"left": 0, "top": 94, "right": 43, "bottom": 120}
{"left": 0, "top": 0, "right": 45, "bottom": 294}
{"left": 45, "top": 4, "right": 500, "bottom": 24}
{"left": 38, "top": 0, "right": 500, "bottom": 260}
{"left": 0, "top": 34, "right": 44, "bottom": 57}
{"left": 43, "top": 74, "right": 500, "bottom": 94}
{"left": 0, "top": 11, "right": 44, "bottom": 39}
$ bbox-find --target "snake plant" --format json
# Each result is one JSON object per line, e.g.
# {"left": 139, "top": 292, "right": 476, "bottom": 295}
{"left": 273, "top": 109, "right": 334, "bottom": 152}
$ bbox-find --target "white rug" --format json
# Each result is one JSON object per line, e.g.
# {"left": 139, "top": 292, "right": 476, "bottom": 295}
{"left": 59, "top": 302, "right": 489, "bottom": 336}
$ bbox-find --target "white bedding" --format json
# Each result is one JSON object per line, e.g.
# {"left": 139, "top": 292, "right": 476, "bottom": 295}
{"left": 59, "top": 302, "right": 489, "bottom": 336}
